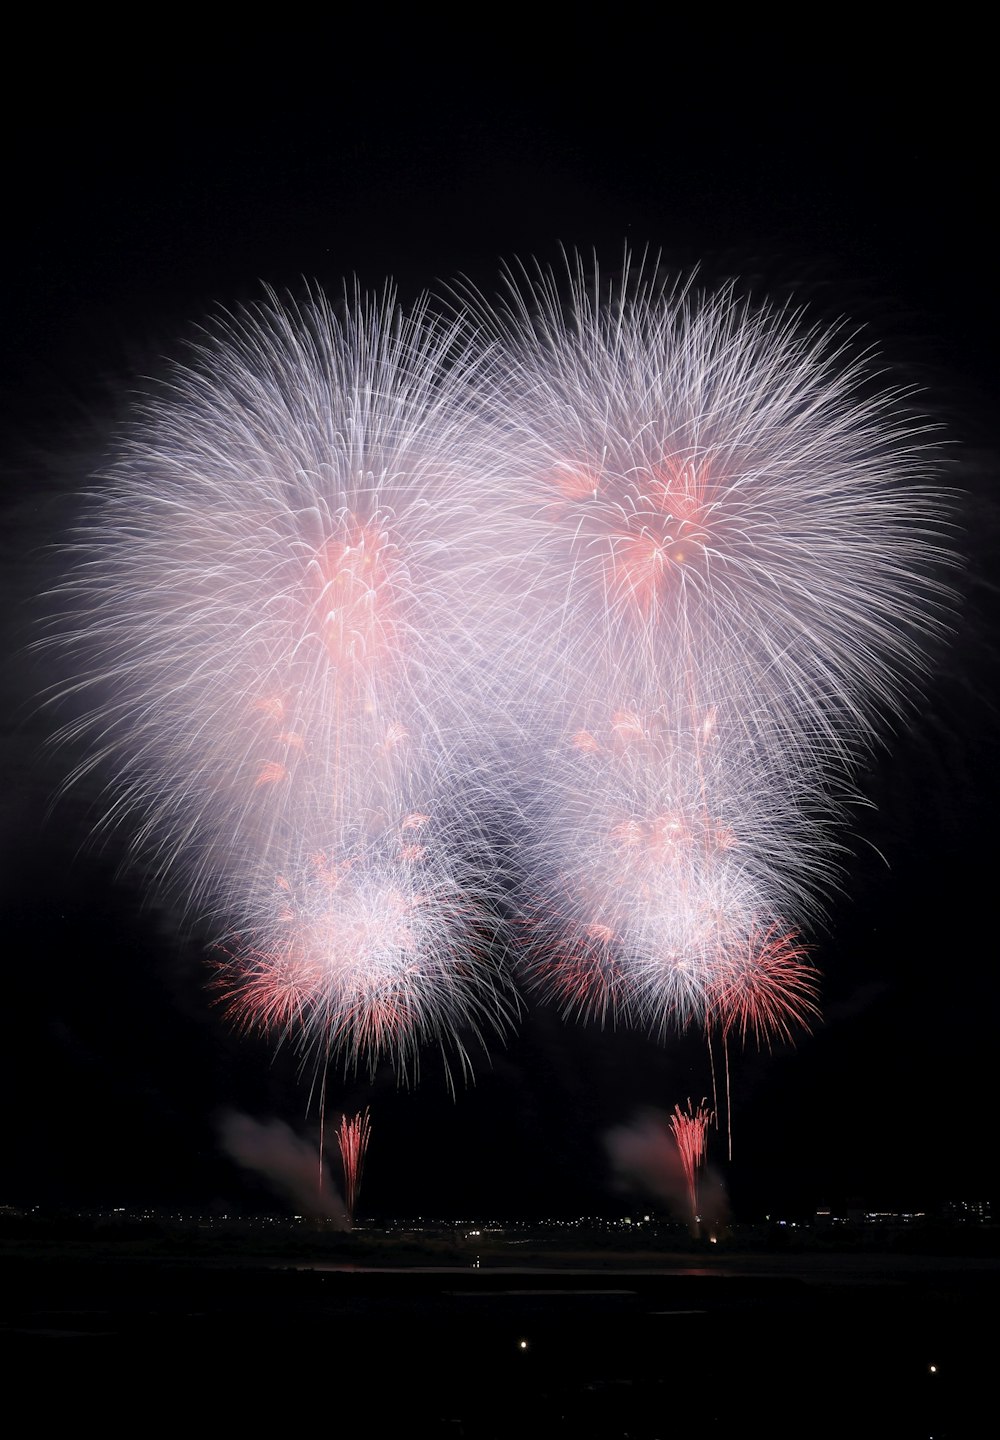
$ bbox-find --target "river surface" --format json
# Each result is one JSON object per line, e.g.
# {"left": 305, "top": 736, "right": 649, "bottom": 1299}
{"left": 6, "top": 1247, "right": 993, "bottom": 1435}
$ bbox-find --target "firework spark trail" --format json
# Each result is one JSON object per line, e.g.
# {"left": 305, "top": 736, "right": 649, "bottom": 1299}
{"left": 455, "top": 248, "right": 950, "bottom": 1040}
{"left": 49, "top": 283, "right": 520, "bottom": 1090}
{"left": 335, "top": 1107, "right": 371, "bottom": 1222}
{"left": 669, "top": 1098, "right": 714, "bottom": 1231}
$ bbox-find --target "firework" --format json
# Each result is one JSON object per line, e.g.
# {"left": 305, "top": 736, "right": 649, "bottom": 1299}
{"left": 335, "top": 1107, "right": 372, "bottom": 1222}
{"left": 457, "top": 250, "right": 950, "bottom": 771}
{"left": 46, "top": 251, "right": 951, "bottom": 1113}
{"left": 516, "top": 681, "right": 831, "bottom": 1035}
{"left": 454, "top": 248, "right": 950, "bottom": 1042}
{"left": 49, "top": 283, "right": 519, "bottom": 1089}
{"left": 669, "top": 1098, "right": 713, "bottom": 1230}
{"left": 706, "top": 919, "right": 820, "bottom": 1048}
{"left": 214, "top": 840, "right": 514, "bottom": 1090}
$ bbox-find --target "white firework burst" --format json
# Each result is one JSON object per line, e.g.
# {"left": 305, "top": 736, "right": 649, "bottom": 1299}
{"left": 453, "top": 248, "right": 951, "bottom": 1034}
{"left": 46, "top": 282, "right": 518, "bottom": 1086}
{"left": 455, "top": 248, "right": 952, "bottom": 772}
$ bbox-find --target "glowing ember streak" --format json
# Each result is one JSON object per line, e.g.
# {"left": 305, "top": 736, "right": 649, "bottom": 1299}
{"left": 254, "top": 760, "right": 288, "bottom": 787}
{"left": 335, "top": 1107, "right": 371, "bottom": 1223}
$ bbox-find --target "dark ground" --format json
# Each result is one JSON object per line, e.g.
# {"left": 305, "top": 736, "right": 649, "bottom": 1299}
{"left": 5, "top": 1225, "right": 994, "bottom": 1437}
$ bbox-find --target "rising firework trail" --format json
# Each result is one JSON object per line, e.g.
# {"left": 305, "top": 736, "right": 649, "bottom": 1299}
{"left": 669, "top": 1098, "right": 713, "bottom": 1233}
{"left": 335, "top": 1107, "right": 372, "bottom": 1223}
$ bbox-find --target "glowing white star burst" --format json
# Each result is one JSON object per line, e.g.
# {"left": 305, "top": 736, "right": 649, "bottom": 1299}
{"left": 455, "top": 248, "right": 951, "bottom": 1037}
{"left": 457, "top": 249, "right": 952, "bottom": 773}
{"left": 49, "top": 282, "right": 518, "bottom": 1086}
{"left": 215, "top": 840, "right": 513, "bottom": 1090}
{"left": 516, "top": 692, "right": 827, "bottom": 1034}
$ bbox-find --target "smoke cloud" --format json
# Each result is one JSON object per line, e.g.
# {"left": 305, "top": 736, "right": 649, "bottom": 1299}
{"left": 219, "top": 1109, "right": 349, "bottom": 1225}
{"left": 604, "top": 1107, "right": 728, "bottom": 1232}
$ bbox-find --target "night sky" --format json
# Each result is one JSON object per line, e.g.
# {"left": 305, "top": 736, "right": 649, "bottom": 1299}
{"left": 2, "top": 38, "right": 996, "bottom": 1223}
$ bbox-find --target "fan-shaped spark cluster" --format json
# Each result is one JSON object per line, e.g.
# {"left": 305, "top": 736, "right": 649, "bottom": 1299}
{"left": 670, "top": 1097, "right": 714, "bottom": 1227}
{"left": 335, "top": 1107, "right": 371, "bottom": 1223}
{"left": 50, "top": 253, "right": 950, "bottom": 1088}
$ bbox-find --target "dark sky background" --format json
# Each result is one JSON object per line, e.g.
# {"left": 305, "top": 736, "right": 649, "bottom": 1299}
{"left": 2, "top": 38, "right": 996, "bottom": 1223}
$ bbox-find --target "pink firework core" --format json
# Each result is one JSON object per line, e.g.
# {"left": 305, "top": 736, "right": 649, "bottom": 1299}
{"left": 547, "top": 452, "right": 716, "bottom": 621}
{"left": 309, "top": 518, "right": 397, "bottom": 669}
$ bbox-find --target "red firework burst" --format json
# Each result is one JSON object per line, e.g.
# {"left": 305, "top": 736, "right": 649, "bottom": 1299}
{"left": 708, "top": 921, "right": 820, "bottom": 1047}
{"left": 521, "top": 906, "right": 638, "bottom": 1028}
